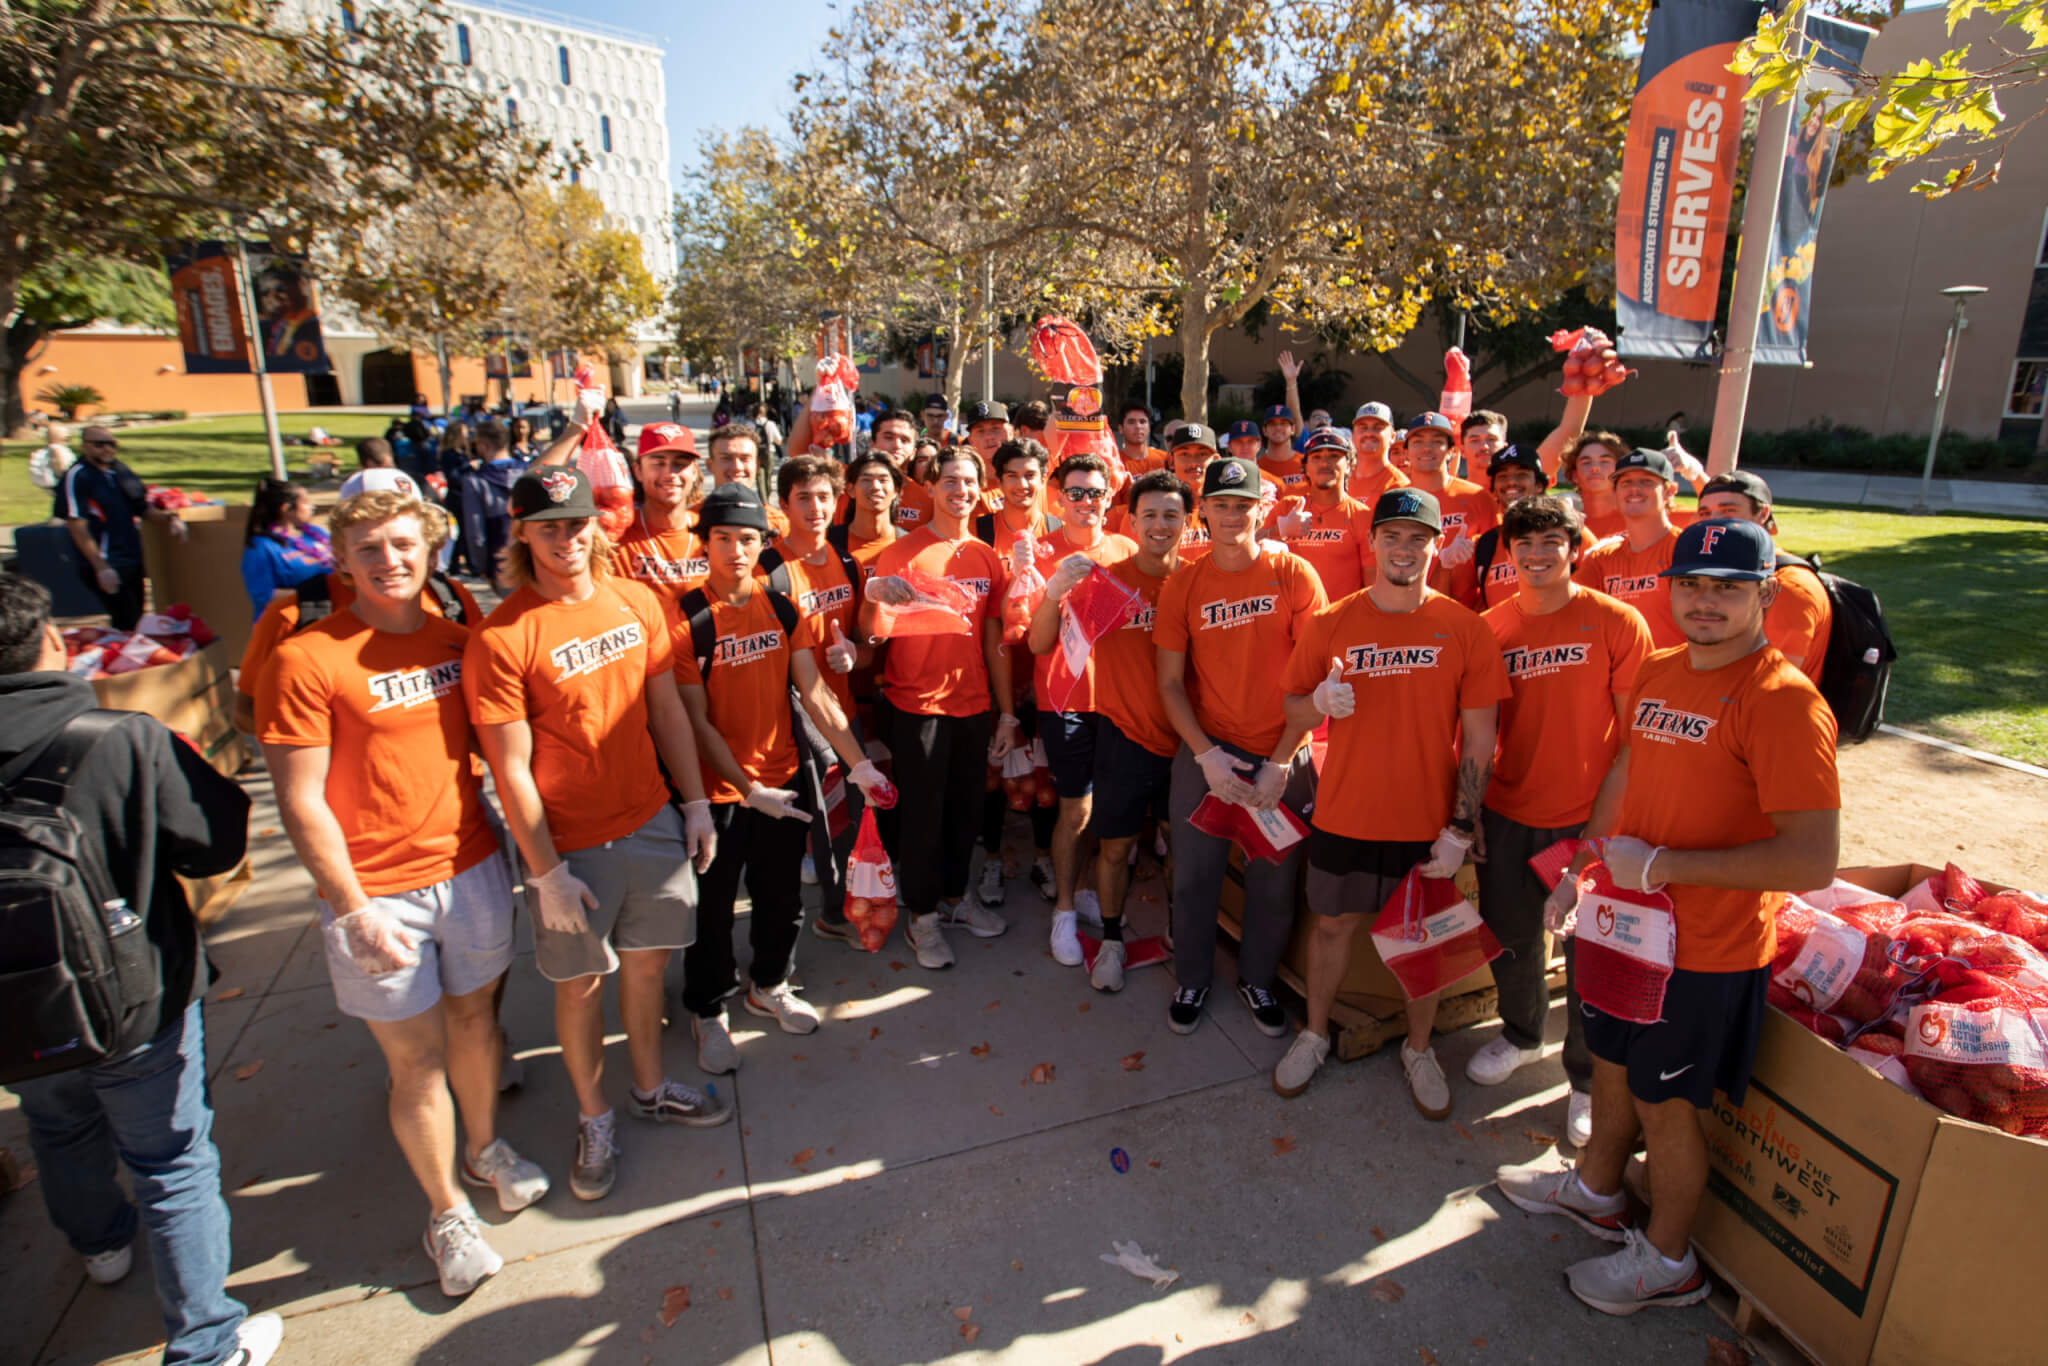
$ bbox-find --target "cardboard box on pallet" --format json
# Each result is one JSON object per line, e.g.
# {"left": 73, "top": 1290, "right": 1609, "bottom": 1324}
{"left": 142, "top": 503, "right": 253, "bottom": 660}
{"left": 88, "top": 638, "right": 248, "bottom": 779}
{"left": 1691, "top": 863, "right": 2048, "bottom": 1366}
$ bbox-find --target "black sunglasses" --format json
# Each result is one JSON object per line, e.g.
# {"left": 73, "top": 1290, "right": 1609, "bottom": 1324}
{"left": 1062, "top": 486, "right": 1109, "bottom": 501}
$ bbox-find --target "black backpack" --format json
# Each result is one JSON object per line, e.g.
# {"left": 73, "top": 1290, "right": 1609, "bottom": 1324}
{"left": 0, "top": 711, "right": 164, "bottom": 1083}
{"left": 676, "top": 586, "right": 803, "bottom": 680}
{"left": 973, "top": 511, "right": 1061, "bottom": 547}
{"left": 295, "top": 573, "right": 466, "bottom": 629}
{"left": 1776, "top": 552, "right": 1896, "bottom": 745}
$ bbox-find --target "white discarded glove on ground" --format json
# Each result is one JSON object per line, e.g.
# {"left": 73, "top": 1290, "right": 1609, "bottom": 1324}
{"left": 1100, "top": 1240, "right": 1180, "bottom": 1289}
{"left": 531, "top": 861, "right": 598, "bottom": 936}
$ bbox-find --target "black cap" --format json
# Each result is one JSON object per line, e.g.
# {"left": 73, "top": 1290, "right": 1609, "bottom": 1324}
{"left": 1169, "top": 423, "right": 1218, "bottom": 453}
{"left": 694, "top": 481, "right": 772, "bottom": 535}
{"left": 511, "top": 466, "right": 598, "bottom": 521}
{"left": 962, "top": 399, "right": 1010, "bottom": 427}
{"left": 1660, "top": 517, "right": 1774, "bottom": 581}
{"left": 1615, "top": 448, "right": 1677, "bottom": 483}
{"left": 1486, "top": 444, "right": 1547, "bottom": 484}
{"left": 1201, "top": 455, "right": 1262, "bottom": 499}
{"left": 1701, "top": 469, "right": 1773, "bottom": 508}
{"left": 1301, "top": 428, "right": 1352, "bottom": 456}
{"left": 1371, "top": 486, "right": 1443, "bottom": 533}
{"left": 1224, "top": 419, "right": 1260, "bottom": 443}
{"left": 921, "top": 393, "right": 949, "bottom": 412}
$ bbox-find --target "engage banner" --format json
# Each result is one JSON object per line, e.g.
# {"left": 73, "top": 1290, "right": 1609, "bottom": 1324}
{"left": 1753, "top": 14, "right": 1875, "bottom": 366}
{"left": 164, "top": 241, "right": 251, "bottom": 375}
{"left": 1614, "top": 0, "right": 1766, "bottom": 361}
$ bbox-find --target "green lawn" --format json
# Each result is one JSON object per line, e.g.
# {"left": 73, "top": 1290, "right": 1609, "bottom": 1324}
{"left": 1773, "top": 504, "right": 2048, "bottom": 767}
{"left": 0, "top": 412, "right": 391, "bottom": 526}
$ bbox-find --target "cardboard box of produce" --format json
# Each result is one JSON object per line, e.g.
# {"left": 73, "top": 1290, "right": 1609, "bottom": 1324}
{"left": 88, "top": 639, "right": 247, "bottom": 779}
{"left": 1690, "top": 863, "right": 2047, "bottom": 1366}
{"left": 143, "top": 503, "right": 253, "bottom": 659}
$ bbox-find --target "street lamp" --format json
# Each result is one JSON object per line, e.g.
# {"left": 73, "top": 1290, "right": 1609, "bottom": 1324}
{"left": 1915, "top": 284, "right": 1989, "bottom": 513}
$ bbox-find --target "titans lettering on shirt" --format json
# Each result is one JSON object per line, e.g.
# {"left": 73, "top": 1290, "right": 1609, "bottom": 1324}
{"left": 550, "top": 622, "right": 646, "bottom": 683}
{"left": 953, "top": 576, "right": 993, "bottom": 600}
{"left": 1289, "top": 527, "right": 1350, "bottom": 546}
{"left": 1633, "top": 697, "right": 1717, "bottom": 744}
{"left": 1198, "top": 595, "right": 1278, "bottom": 629}
{"left": 800, "top": 582, "right": 853, "bottom": 616}
{"left": 713, "top": 629, "right": 784, "bottom": 668}
{"left": 1341, "top": 641, "right": 1444, "bottom": 675}
{"left": 366, "top": 659, "right": 462, "bottom": 712}
{"left": 1502, "top": 642, "right": 1591, "bottom": 680}
{"left": 628, "top": 551, "right": 709, "bottom": 584}
{"left": 1604, "top": 572, "right": 1662, "bottom": 598}
{"left": 1123, "top": 603, "right": 1157, "bottom": 632}
{"left": 1483, "top": 561, "right": 1517, "bottom": 596}
{"left": 1181, "top": 523, "right": 1210, "bottom": 547}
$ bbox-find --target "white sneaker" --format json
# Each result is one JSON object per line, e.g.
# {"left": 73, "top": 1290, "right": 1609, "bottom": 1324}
{"left": 1567, "top": 1228, "right": 1710, "bottom": 1315}
{"left": 800, "top": 854, "right": 818, "bottom": 885}
{"left": 744, "top": 981, "right": 821, "bottom": 1035}
{"left": 462, "top": 1137, "right": 551, "bottom": 1213}
{"left": 1073, "top": 889, "right": 1102, "bottom": 927}
{"left": 1567, "top": 1089, "right": 1594, "bottom": 1148}
{"left": 83, "top": 1243, "right": 133, "bottom": 1285}
{"left": 1030, "top": 855, "right": 1057, "bottom": 900}
{"left": 976, "top": 860, "right": 1006, "bottom": 906}
{"left": 1496, "top": 1164, "right": 1633, "bottom": 1242}
{"left": 908, "top": 912, "right": 955, "bottom": 970}
{"left": 1050, "top": 910, "right": 1084, "bottom": 965}
{"left": 1465, "top": 1035, "right": 1544, "bottom": 1086}
{"left": 1090, "top": 938, "right": 1127, "bottom": 992}
{"left": 692, "top": 1009, "right": 739, "bottom": 1074}
{"left": 228, "top": 1311, "right": 284, "bottom": 1366}
{"left": 1401, "top": 1042, "right": 1451, "bottom": 1120}
{"left": 1273, "top": 1029, "right": 1330, "bottom": 1098}
{"left": 423, "top": 1204, "right": 503, "bottom": 1296}
{"left": 941, "top": 897, "right": 1008, "bottom": 938}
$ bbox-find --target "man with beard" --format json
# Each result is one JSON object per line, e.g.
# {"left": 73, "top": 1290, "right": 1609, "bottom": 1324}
{"left": 1271, "top": 428, "right": 1375, "bottom": 600}
{"left": 1345, "top": 403, "right": 1408, "bottom": 506}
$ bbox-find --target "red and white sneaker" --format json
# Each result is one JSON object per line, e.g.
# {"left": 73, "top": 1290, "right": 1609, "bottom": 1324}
{"left": 1566, "top": 1228, "right": 1711, "bottom": 1315}
{"left": 1495, "top": 1165, "right": 1634, "bottom": 1243}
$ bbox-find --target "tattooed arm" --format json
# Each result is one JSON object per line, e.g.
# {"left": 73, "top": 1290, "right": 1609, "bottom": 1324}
{"left": 1456, "top": 705, "right": 1498, "bottom": 859}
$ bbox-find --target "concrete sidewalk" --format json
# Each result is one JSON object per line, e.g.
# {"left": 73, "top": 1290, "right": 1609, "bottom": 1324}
{"left": 1748, "top": 467, "right": 2048, "bottom": 519}
{"left": 0, "top": 769, "right": 1736, "bottom": 1365}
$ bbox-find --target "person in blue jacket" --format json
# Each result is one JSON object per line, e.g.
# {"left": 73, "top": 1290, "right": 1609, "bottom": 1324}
{"left": 240, "top": 478, "right": 332, "bottom": 616}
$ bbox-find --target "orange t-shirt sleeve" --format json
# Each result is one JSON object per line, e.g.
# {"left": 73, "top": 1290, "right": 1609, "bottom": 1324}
{"left": 1280, "top": 607, "right": 1335, "bottom": 698}
{"left": 1742, "top": 679, "right": 1842, "bottom": 815}
{"left": 792, "top": 608, "right": 824, "bottom": 653}
{"left": 1768, "top": 570, "right": 1828, "bottom": 667}
{"left": 1606, "top": 600, "right": 1654, "bottom": 696}
{"left": 1153, "top": 567, "right": 1195, "bottom": 654}
{"left": 674, "top": 634, "right": 706, "bottom": 687}
{"left": 255, "top": 638, "right": 333, "bottom": 748}
{"left": 462, "top": 627, "right": 529, "bottom": 728}
{"left": 1284, "top": 555, "right": 1330, "bottom": 619}
{"left": 1456, "top": 613, "right": 1513, "bottom": 708}
{"left": 237, "top": 596, "right": 298, "bottom": 699}
{"left": 617, "top": 581, "right": 674, "bottom": 680}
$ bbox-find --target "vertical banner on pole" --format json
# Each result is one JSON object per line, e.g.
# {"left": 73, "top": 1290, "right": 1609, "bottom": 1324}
{"left": 163, "top": 242, "right": 251, "bottom": 374}
{"left": 1614, "top": 0, "right": 1766, "bottom": 360}
{"left": 1752, "top": 15, "right": 1875, "bottom": 366}
{"left": 242, "top": 244, "right": 331, "bottom": 374}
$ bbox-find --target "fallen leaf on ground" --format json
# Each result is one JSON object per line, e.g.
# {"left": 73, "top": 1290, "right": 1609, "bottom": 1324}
{"left": 1418, "top": 1349, "right": 1439, "bottom": 1365}
{"left": 717, "top": 1169, "right": 725, "bottom": 1179}
{"left": 952, "top": 1307, "right": 973, "bottom": 1321}
{"left": 1523, "top": 1129, "right": 1558, "bottom": 1146}
{"left": 985, "top": 1000, "right": 1001, "bottom": 1010}
{"left": 1239, "top": 1311, "right": 1256, "bottom": 1325}
{"left": 791, "top": 1054, "right": 806, "bottom": 1061}
{"left": 234, "top": 1061, "right": 263, "bottom": 1081}
{"left": 1369, "top": 1280, "right": 1405, "bottom": 1303}
{"left": 257, "top": 826, "right": 278, "bottom": 837}
{"left": 1029, "top": 1063, "right": 1055, "bottom": 1084}
{"left": 971, "top": 1041, "right": 991, "bottom": 1056}
{"left": 659, "top": 1285, "right": 690, "bottom": 1326}
{"left": 870, "top": 1027, "right": 881, "bottom": 1039}
{"left": 790, "top": 1148, "right": 815, "bottom": 1167}
{"left": 988, "top": 1105, "right": 1004, "bottom": 1116}
{"left": 1011, "top": 1260, "right": 1023, "bottom": 1271}
{"left": 1272, "top": 1135, "right": 1297, "bottom": 1155}
{"left": 214, "top": 987, "right": 245, "bottom": 1001}
{"left": 961, "top": 1324, "right": 981, "bottom": 1343}
{"left": 1148, "top": 1160, "right": 1162, "bottom": 1169}
{"left": 1452, "top": 1123, "right": 1474, "bottom": 1142}
{"left": 1370, "top": 1225, "right": 1387, "bottom": 1242}
{"left": 640, "top": 1326, "right": 656, "bottom": 1345}
{"left": 1077, "top": 1002, "right": 1090, "bottom": 1013}
{"left": 826, "top": 1147, "right": 835, "bottom": 1155}
{"left": 711, "top": 1220, "right": 721, "bottom": 1228}
{"left": 889, "top": 961, "right": 906, "bottom": 972}
{"left": 717, "top": 1288, "right": 733, "bottom": 1301}
{"left": 835, "top": 977, "right": 847, "bottom": 986}
{"left": 1706, "top": 1337, "right": 1752, "bottom": 1366}
{"left": 1121, "top": 1051, "right": 1146, "bottom": 1071}
{"left": 1472, "top": 1339, "right": 1488, "bottom": 1348}
{"left": 1550, "top": 1233, "right": 1561, "bottom": 1242}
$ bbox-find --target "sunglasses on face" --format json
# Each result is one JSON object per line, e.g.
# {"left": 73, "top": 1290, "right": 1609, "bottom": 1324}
{"left": 84, "top": 438, "right": 118, "bottom": 449}
{"left": 1062, "top": 486, "right": 1109, "bottom": 501}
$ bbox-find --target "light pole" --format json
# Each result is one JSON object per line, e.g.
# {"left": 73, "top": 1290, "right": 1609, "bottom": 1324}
{"left": 1915, "top": 285, "right": 1988, "bottom": 513}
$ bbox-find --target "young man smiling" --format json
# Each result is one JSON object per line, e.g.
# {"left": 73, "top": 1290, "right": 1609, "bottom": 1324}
{"left": 1399, "top": 412, "right": 1496, "bottom": 575}
{"left": 614, "top": 422, "right": 710, "bottom": 596}
{"left": 1574, "top": 449, "right": 1686, "bottom": 648}
{"left": 1272, "top": 428, "right": 1376, "bottom": 601}
{"left": 1345, "top": 402, "right": 1409, "bottom": 507}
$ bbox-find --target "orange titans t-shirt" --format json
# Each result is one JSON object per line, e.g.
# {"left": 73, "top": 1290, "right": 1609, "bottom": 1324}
{"left": 1259, "top": 452, "right": 1307, "bottom": 493}
{"left": 675, "top": 588, "right": 820, "bottom": 803}
{"left": 892, "top": 480, "right": 935, "bottom": 532}
{"left": 1618, "top": 644, "right": 1841, "bottom": 972}
{"left": 1277, "top": 494, "right": 1375, "bottom": 602}
{"left": 615, "top": 511, "right": 708, "bottom": 597}
{"left": 1482, "top": 587, "right": 1653, "bottom": 829}
{"left": 871, "top": 528, "right": 1006, "bottom": 718}
{"left": 237, "top": 572, "right": 480, "bottom": 702}
{"left": 760, "top": 546, "right": 860, "bottom": 716}
{"left": 1575, "top": 528, "right": 1682, "bottom": 649}
{"left": 1346, "top": 462, "right": 1408, "bottom": 507}
{"left": 1154, "top": 548, "right": 1328, "bottom": 756}
{"left": 1028, "top": 527, "right": 1138, "bottom": 712}
{"left": 1093, "top": 557, "right": 1179, "bottom": 757}
{"left": 463, "top": 577, "right": 676, "bottom": 853}
{"left": 258, "top": 611, "right": 497, "bottom": 896}
{"left": 1283, "top": 591, "right": 1509, "bottom": 841}
{"left": 1422, "top": 475, "right": 1499, "bottom": 544}
{"left": 1118, "top": 447, "right": 1168, "bottom": 481}
{"left": 1768, "top": 563, "right": 1833, "bottom": 681}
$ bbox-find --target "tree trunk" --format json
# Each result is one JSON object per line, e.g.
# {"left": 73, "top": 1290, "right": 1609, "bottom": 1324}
{"left": 435, "top": 335, "right": 454, "bottom": 416}
{"left": 0, "top": 269, "right": 26, "bottom": 439}
{"left": 942, "top": 289, "right": 967, "bottom": 415}
{"left": 1178, "top": 292, "right": 1210, "bottom": 426}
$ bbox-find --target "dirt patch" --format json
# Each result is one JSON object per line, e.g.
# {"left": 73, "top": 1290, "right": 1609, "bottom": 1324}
{"left": 1837, "top": 732, "right": 2047, "bottom": 891}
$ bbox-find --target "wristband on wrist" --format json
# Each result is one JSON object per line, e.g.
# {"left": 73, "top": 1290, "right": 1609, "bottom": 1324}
{"left": 997, "top": 713, "right": 1020, "bottom": 728}
{"left": 1642, "top": 845, "right": 1667, "bottom": 890}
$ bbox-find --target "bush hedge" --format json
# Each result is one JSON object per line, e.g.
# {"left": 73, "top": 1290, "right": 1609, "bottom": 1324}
{"left": 1506, "top": 417, "right": 2042, "bottom": 480}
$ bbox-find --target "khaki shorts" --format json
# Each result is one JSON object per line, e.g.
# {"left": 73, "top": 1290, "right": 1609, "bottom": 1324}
{"left": 533, "top": 804, "right": 699, "bottom": 982}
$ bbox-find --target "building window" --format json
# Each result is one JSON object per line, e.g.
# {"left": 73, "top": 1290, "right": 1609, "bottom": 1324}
{"left": 339, "top": 0, "right": 357, "bottom": 33}
{"left": 2008, "top": 360, "right": 2048, "bottom": 419}
{"left": 457, "top": 23, "right": 471, "bottom": 66}
{"left": 559, "top": 45, "right": 572, "bottom": 85}
{"left": 601, "top": 115, "right": 613, "bottom": 153}
{"left": 506, "top": 98, "right": 518, "bottom": 128}
{"left": 570, "top": 166, "right": 580, "bottom": 186}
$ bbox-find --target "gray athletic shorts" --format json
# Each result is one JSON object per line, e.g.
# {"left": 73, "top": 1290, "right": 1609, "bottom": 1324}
{"left": 534, "top": 804, "right": 699, "bottom": 982}
{"left": 322, "top": 853, "right": 517, "bottom": 1023}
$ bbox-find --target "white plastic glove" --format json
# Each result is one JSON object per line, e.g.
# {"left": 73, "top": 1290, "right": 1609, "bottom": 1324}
{"left": 1311, "top": 656, "right": 1355, "bottom": 719}
{"left": 745, "top": 785, "right": 813, "bottom": 823}
{"left": 1045, "top": 554, "right": 1093, "bottom": 602}
{"left": 681, "top": 798, "right": 716, "bottom": 872}
{"left": 1194, "top": 746, "right": 1257, "bottom": 805}
{"left": 166, "top": 516, "right": 189, "bottom": 542}
{"left": 1665, "top": 431, "right": 1706, "bottom": 485}
{"left": 1010, "top": 532, "right": 1037, "bottom": 576}
{"left": 1598, "top": 835, "right": 1665, "bottom": 892}
{"left": 847, "top": 759, "right": 892, "bottom": 804}
{"left": 988, "top": 713, "right": 1022, "bottom": 762}
{"left": 331, "top": 905, "right": 419, "bottom": 976}
{"left": 1543, "top": 874, "right": 1582, "bottom": 935}
{"left": 1437, "top": 527, "right": 1475, "bottom": 568}
{"left": 96, "top": 566, "right": 121, "bottom": 595}
{"left": 1276, "top": 497, "right": 1312, "bottom": 539}
{"left": 572, "top": 386, "right": 604, "bottom": 430}
{"left": 1100, "top": 1240, "right": 1180, "bottom": 1289}
{"left": 531, "top": 861, "right": 598, "bottom": 936}
{"left": 824, "top": 621, "right": 857, "bottom": 674}
{"left": 1419, "top": 825, "right": 1474, "bottom": 878}
{"left": 865, "top": 575, "right": 915, "bottom": 606}
{"left": 1247, "top": 760, "right": 1287, "bottom": 811}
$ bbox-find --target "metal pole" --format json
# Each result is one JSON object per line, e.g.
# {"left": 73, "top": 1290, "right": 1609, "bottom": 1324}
{"left": 232, "top": 239, "right": 287, "bottom": 480}
{"left": 1706, "top": 92, "right": 1797, "bottom": 477}
{"left": 1453, "top": 311, "right": 1467, "bottom": 352}
{"left": 1915, "top": 290, "right": 1984, "bottom": 513}
{"left": 1144, "top": 337, "right": 1154, "bottom": 413}
{"left": 982, "top": 255, "right": 995, "bottom": 402}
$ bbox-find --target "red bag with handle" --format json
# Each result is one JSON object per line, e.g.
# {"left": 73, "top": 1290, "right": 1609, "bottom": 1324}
{"left": 810, "top": 354, "right": 860, "bottom": 447}
{"left": 1571, "top": 863, "right": 1677, "bottom": 1024}
{"left": 843, "top": 809, "right": 899, "bottom": 952}
{"left": 1042, "top": 564, "right": 1143, "bottom": 713}
{"left": 1369, "top": 868, "right": 1502, "bottom": 1002}
{"left": 572, "top": 364, "right": 634, "bottom": 539}
{"left": 1187, "top": 794, "right": 1309, "bottom": 865}
{"left": 871, "top": 570, "right": 976, "bottom": 638}
{"left": 1438, "top": 347, "right": 1472, "bottom": 428}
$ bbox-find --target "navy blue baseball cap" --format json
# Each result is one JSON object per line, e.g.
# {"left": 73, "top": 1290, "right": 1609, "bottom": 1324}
{"left": 1405, "top": 412, "right": 1456, "bottom": 441}
{"left": 1371, "top": 486, "right": 1443, "bottom": 533}
{"left": 1224, "top": 419, "right": 1260, "bottom": 443}
{"left": 1659, "top": 517, "right": 1773, "bottom": 581}
{"left": 1262, "top": 404, "right": 1295, "bottom": 425}
{"left": 1486, "top": 444, "right": 1546, "bottom": 484}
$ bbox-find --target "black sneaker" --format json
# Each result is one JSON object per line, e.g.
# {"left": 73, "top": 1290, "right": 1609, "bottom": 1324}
{"left": 1168, "top": 986, "right": 1208, "bottom": 1035}
{"left": 1237, "top": 982, "right": 1288, "bottom": 1038}
{"left": 811, "top": 915, "right": 859, "bottom": 945}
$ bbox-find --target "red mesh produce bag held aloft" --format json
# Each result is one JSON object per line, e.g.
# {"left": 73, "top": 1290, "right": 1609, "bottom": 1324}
{"left": 1438, "top": 347, "right": 1472, "bottom": 428}
{"left": 843, "top": 809, "right": 899, "bottom": 952}
{"left": 1030, "top": 316, "right": 1103, "bottom": 387}
{"left": 871, "top": 570, "right": 976, "bottom": 638}
{"left": 1549, "top": 326, "right": 1634, "bottom": 398}
{"left": 1370, "top": 868, "right": 1502, "bottom": 1002}
{"left": 1571, "top": 864, "right": 1676, "bottom": 1024}
{"left": 1187, "top": 794, "right": 1309, "bottom": 865}
{"left": 571, "top": 367, "right": 634, "bottom": 540}
{"left": 809, "top": 354, "right": 861, "bottom": 447}
{"left": 1904, "top": 998, "right": 2048, "bottom": 1137}
{"left": 1042, "top": 563, "right": 1143, "bottom": 714}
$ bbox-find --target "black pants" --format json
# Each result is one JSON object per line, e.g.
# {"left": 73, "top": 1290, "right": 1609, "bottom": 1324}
{"left": 1477, "top": 806, "right": 1591, "bottom": 1088}
{"left": 980, "top": 701, "right": 1055, "bottom": 855}
{"left": 81, "top": 562, "right": 145, "bottom": 631}
{"left": 684, "top": 798, "right": 813, "bottom": 1017}
{"left": 792, "top": 706, "right": 863, "bottom": 926}
{"left": 876, "top": 699, "right": 992, "bottom": 917}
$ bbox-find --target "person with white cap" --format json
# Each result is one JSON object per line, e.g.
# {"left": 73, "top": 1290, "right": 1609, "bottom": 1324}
{"left": 1346, "top": 403, "right": 1409, "bottom": 506}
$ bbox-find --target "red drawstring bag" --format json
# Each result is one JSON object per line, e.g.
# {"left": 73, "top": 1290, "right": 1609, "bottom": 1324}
{"left": 810, "top": 355, "right": 860, "bottom": 447}
{"left": 1369, "top": 868, "right": 1503, "bottom": 1002}
{"left": 571, "top": 365, "right": 634, "bottom": 539}
{"left": 1548, "top": 326, "right": 1634, "bottom": 398}
{"left": 1043, "top": 564, "right": 1142, "bottom": 714}
{"left": 843, "top": 809, "right": 898, "bottom": 953}
{"left": 1571, "top": 864, "right": 1677, "bottom": 1024}
{"left": 1187, "top": 795, "right": 1309, "bottom": 865}
{"left": 870, "top": 569, "right": 976, "bottom": 638}
{"left": 1438, "top": 347, "right": 1472, "bottom": 428}
{"left": 1903, "top": 998, "right": 2048, "bottom": 1137}
{"left": 1769, "top": 896, "right": 1907, "bottom": 1024}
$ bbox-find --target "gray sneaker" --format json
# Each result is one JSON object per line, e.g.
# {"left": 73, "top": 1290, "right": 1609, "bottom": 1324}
{"left": 693, "top": 1009, "right": 739, "bottom": 1075}
{"left": 907, "top": 911, "right": 955, "bottom": 969}
{"left": 1401, "top": 1043, "right": 1452, "bottom": 1120}
{"left": 1496, "top": 1164, "right": 1632, "bottom": 1242}
{"left": 423, "top": 1204, "right": 503, "bottom": 1296}
{"left": 1090, "top": 938, "right": 1127, "bottom": 993}
{"left": 629, "top": 1077, "right": 733, "bottom": 1128}
{"left": 1273, "top": 1029, "right": 1330, "bottom": 1098}
{"left": 461, "top": 1137, "right": 550, "bottom": 1213}
{"left": 570, "top": 1110, "right": 619, "bottom": 1202}
{"left": 1566, "top": 1228, "right": 1710, "bottom": 1315}
{"left": 942, "top": 897, "right": 1008, "bottom": 939}
{"left": 976, "top": 860, "right": 1006, "bottom": 906}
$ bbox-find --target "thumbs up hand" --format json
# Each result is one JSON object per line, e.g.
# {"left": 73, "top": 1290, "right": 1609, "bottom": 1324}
{"left": 1010, "top": 533, "right": 1037, "bottom": 576}
{"left": 1311, "top": 656, "right": 1356, "bottom": 719}
{"left": 1276, "top": 496, "right": 1311, "bottom": 539}
{"left": 825, "top": 620, "right": 857, "bottom": 674}
{"left": 1437, "top": 526, "right": 1475, "bottom": 568}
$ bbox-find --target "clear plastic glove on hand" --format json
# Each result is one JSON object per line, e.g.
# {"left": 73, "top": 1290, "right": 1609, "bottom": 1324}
{"left": 1437, "top": 528, "right": 1475, "bottom": 568}
{"left": 1312, "top": 657, "right": 1355, "bottom": 719}
{"left": 1419, "top": 825, "right": 1473, "bottom": 878}
{"left": 531, "top": 861, "right": 599, "bottom": 935}
{"left": 332, "top": 906, "right": 419, "bottom": 975}
{"left": 681, "top": 798, "right": 716, "bottom": 872}
{"left": 1596, "top": 835, "right": 1663, "bottom": 892}
{"left": 1543, "top": 875, "right": 1582, "bottom": 935}
{"left": 824, "top": 621, "right": 857, "bottom": 674}
{"left": 1195, "top": 746, "right": 1257, "bottom": 805}
{"left": 745, "top": 786, "right": 813, "bottom": 822}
